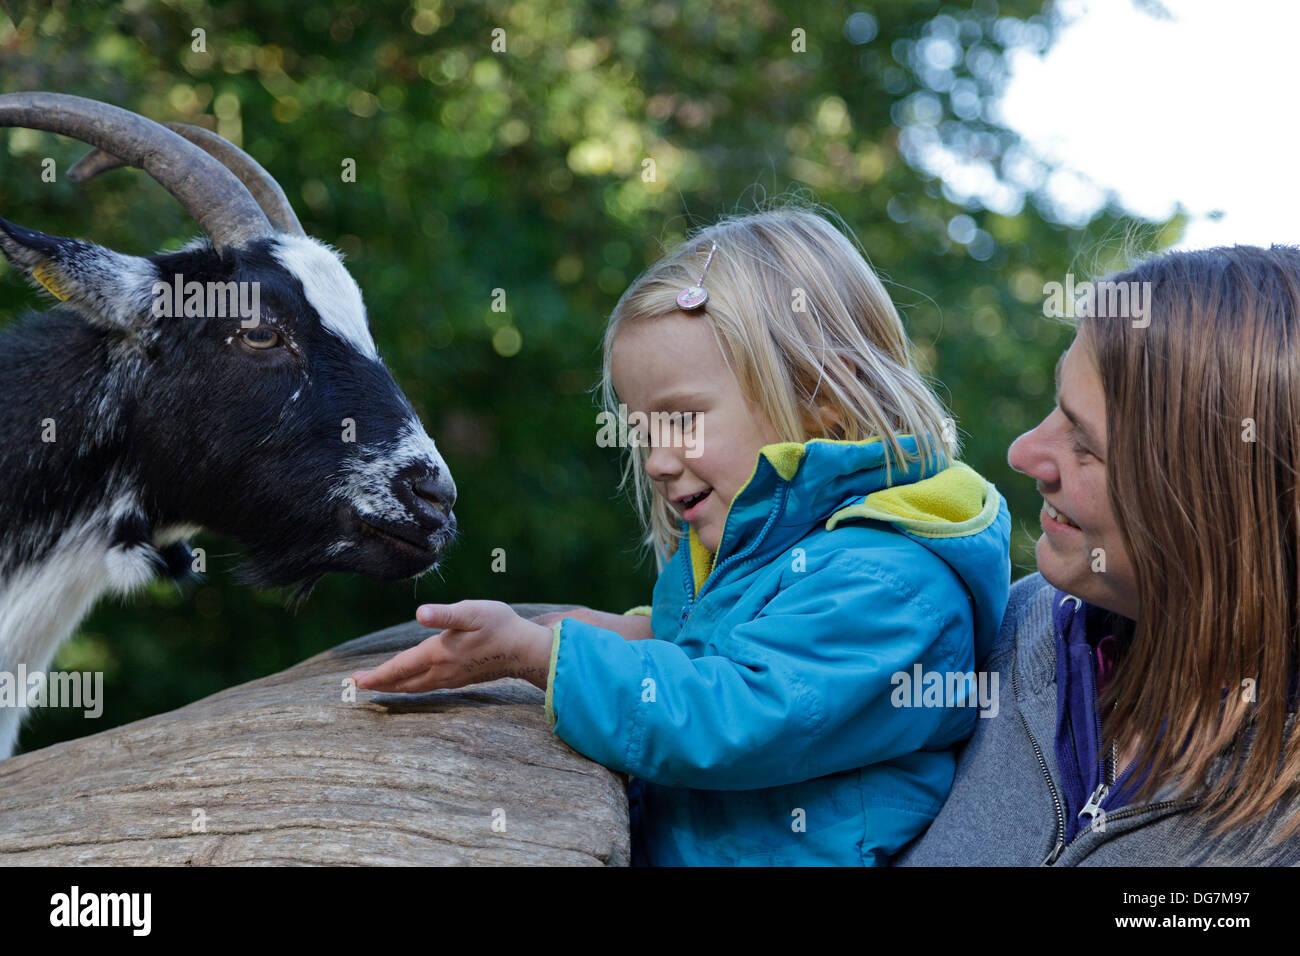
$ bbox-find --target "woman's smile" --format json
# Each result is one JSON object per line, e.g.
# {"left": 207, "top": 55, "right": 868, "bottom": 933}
{"left": 1008, "top": 334, "right": 1139, "bottom": 620}
{"left": 1041, "top": 499, "right": 1080, "bottom": 531}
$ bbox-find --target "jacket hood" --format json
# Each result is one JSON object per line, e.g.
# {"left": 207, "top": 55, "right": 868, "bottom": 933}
{"left": 684, "top": 434, "right": 1010, "bottom": 663}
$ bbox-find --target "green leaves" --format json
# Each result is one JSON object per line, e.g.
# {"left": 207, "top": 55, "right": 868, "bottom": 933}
{"left": 0, "top": 0, "right": 1176, "bottom": 752}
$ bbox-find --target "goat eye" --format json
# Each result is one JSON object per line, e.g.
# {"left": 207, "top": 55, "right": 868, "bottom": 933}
{"left": 240, "top": 328, "right": 281, "bottom": 350}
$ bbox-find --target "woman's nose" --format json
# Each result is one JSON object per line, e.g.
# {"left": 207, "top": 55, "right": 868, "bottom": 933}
{"left": 1008, "top": 419, "right": 1058, "bottom": 485}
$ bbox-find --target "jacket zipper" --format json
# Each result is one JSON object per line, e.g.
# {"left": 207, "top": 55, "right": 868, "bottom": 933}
{"left": 678, "top": 542, "right": 694, "bottom": 624}
{"left": 678, "top": 485, "right": 789, "bottom": 626}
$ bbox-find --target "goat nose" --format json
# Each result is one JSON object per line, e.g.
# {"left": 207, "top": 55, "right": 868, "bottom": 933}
{"left": 411, "top": 469, "right": 457, "bottom": 515}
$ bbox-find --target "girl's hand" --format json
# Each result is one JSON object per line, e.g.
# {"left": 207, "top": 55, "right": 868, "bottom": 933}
{"left": 351, "top": 600, "right": 555, "bottom": 693}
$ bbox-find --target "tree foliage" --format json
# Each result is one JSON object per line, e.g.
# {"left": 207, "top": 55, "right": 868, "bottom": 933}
{"left": 0, "top": 0, "right": 1178, "bottom": 752}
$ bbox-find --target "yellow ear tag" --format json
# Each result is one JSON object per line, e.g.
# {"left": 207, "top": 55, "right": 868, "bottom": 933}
{"left": 32, "top": 262, "right": 72, "bottom": 301}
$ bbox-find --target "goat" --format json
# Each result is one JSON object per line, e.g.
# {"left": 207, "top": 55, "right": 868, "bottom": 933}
{"left": 0, "top": 92, "right": 458, "bottom": 758}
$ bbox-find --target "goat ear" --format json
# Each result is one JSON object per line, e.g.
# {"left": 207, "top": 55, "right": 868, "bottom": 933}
{"left": 0, "top": 217, "right": 159, "bottom": 331}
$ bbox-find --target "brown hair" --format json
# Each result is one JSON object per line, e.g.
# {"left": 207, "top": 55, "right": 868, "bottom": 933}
{"left": 1081, "top": 245, "right": 1300, "bottom": 840}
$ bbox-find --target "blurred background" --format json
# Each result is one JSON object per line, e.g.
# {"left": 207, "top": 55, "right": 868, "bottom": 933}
{"left": 0, "top": 0, "right": 1188, "bottom": 751}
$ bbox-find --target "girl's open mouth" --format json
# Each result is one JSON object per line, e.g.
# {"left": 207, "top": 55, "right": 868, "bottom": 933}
{"left": 680, "top": 488, "right": 712, "bottom": 519}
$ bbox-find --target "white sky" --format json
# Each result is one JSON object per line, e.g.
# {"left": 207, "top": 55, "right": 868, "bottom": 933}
{"left": 997, "top": 0, "right": 1300, "bottom": 250}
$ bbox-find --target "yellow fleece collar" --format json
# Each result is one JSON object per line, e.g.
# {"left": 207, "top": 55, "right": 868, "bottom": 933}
{"left": 826, "top": 461, "right": 1000, "bottom": 538}
{"left": 688, "top": 524, "right": 713, "bottom": 596}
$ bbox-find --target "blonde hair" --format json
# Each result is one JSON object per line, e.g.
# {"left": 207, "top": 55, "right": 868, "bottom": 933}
{"left": 1079, "top": 245, "right": 1300, "bottom": 843}
{"left": 599, "top": 204, "right": 955, "bottom": 567}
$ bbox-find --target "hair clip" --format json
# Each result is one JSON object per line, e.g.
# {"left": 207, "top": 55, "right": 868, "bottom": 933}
{"left": 677, "top": 242, "right": 718, "bottom": 311}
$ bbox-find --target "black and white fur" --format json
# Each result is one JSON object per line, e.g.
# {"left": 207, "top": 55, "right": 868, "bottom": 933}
{"left": 0, "top": 220, "right": 457, "bottom": 758}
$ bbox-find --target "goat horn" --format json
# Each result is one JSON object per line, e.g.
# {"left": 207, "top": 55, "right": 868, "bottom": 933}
{"left": 0, "top": 92, "right": 273, "bottom": 251}
{"left": 69, "top": 120, "right": 305, "bottom": 237}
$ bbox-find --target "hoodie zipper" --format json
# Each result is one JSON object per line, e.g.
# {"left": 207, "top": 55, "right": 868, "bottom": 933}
{"left": 1078, "top": 799, "right": 1198, "bottom": 832}
{"left": 1012, "top": 655, "right": 1067, "bottom": 865}
{"left": 1024, "top": 598, "right": 1201, "bottom": 863}
{"left": 1077, "top": 782, "right": 1110, "bottom": 830}
{"left": 1075, "top": 615, "right": 1111, "bottom": 834}
{"left": 1052, "top": 799, "right": 1202, "bottom": 865}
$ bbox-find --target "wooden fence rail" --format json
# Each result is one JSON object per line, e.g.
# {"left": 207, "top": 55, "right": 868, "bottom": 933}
{"left": 0, "top": 604, "right": 630, "bottom": 866}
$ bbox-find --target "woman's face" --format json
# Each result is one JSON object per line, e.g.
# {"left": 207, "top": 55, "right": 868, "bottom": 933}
{"left": 1007, "top": 333, "right": 1140, "bottom": 620}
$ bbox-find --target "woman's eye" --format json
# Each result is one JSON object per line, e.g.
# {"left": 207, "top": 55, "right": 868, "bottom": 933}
{"left": 241, "top": 327, "right": 281, "bottom": 350}
{"left": 1070, "top": 435, "right": 1097, "bottom": 459}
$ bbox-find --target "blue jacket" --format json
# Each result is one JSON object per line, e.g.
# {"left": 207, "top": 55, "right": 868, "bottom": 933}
{"left": 543, "top": 436, "right": 1011, "bottom": 865}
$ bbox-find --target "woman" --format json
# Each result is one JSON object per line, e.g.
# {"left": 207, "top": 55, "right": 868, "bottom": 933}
{"left": 895, "top": 245, "right": 1300, "bottom": 865}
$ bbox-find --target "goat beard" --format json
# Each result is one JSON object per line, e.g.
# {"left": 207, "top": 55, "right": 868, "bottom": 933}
{"left": 280, "top": 574, "right": 325, "bottom": 612}
{"left": 229, "top": 553, "right": 326, "bottom": 612}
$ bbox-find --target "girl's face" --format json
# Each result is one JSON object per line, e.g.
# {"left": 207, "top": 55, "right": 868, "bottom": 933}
{"left": 611, "top": 313, "right": 783, "bottom": 553}
{"left": 1007, "top": 333, "right": 1139, "bottom": 620}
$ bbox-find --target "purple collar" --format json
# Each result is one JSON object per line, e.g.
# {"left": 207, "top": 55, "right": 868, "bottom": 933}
{"left": 1053, "top": 591, "right": 1298, "bottom": 844}
{"left": 1052, "top": 591, "right": 1151, "bottom": 842}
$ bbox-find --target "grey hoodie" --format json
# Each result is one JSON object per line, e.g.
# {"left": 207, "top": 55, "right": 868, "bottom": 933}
{"left": 893, "top": 573, "right": 1300, "bottom": 866}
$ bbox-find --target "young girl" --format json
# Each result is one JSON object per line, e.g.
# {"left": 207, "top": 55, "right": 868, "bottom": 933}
{"left": 353, "top": 206, "right": 1012, "bottom": 865}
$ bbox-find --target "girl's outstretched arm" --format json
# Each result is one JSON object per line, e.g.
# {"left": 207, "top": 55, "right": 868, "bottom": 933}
{"left": 548, "top": 555, "right": 975, "bottom": 791}
{"left": 352, "top": 601, "right": 555, "bottom": 692}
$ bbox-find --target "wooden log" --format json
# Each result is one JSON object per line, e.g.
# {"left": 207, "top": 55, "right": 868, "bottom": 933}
{"left": 0, "top": 604, "right": 630, "bottom": 865}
